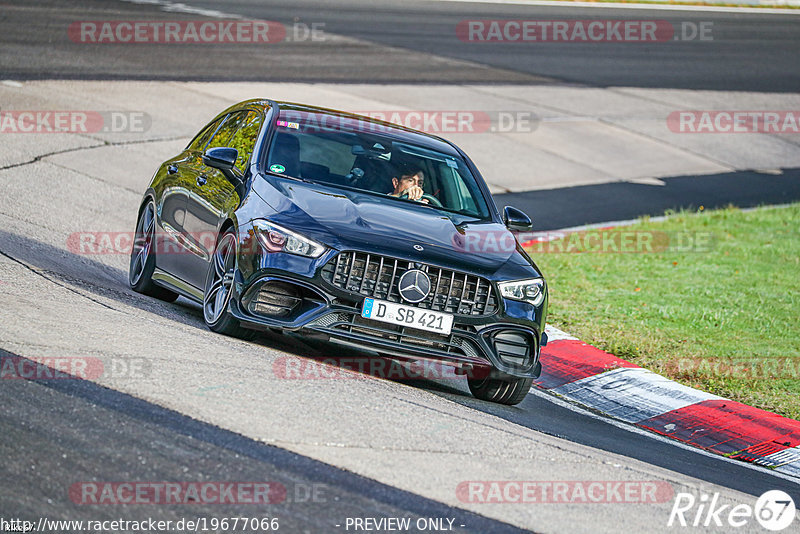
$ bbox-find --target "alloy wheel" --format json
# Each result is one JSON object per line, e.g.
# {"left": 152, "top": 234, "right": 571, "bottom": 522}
{"left": 129, "top": 202, "right": 155, "bottom": 286}
{"left": 204, "top": 232, "right": 236, "bottom": 324}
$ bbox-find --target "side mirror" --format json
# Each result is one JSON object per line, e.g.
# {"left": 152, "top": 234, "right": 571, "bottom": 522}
{"left": 503, "top": 206, "right": 532, "bottom": 232}
{"left": 203, "top": 147, "right": 244, "bottom": 189}
{"left": 202, "top": 146, "right": 238, "bottom": 173}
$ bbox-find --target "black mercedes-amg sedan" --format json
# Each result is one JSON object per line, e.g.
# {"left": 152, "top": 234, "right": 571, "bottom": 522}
{"left": 130, "top": 99, "right": 548, "bottom": 404}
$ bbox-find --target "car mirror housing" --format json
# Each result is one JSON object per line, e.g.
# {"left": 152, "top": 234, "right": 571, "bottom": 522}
{"left": 503, "top": 206, "right": 532, "bottom": 232}
{"left": 203, "top": 147, "right": 242, "bottom": 186}
{"left": 203, "top": 146, "right": 238, "bottom": 172}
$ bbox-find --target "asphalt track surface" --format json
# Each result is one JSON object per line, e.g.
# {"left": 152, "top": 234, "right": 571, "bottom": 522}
{"left": 0, "top": 222, "right": 798, "bottom": 497}
{"left": 496, "top": 167, "right": 800, "bottom": 230}
{"left": 1, "top": 0, "right": 799, "bottom": 91}
{"left": 2, "top": 0, "right": 800, "bottom": 532}
{"left": 1, "top": 348, "right": 526, "bottom": 534}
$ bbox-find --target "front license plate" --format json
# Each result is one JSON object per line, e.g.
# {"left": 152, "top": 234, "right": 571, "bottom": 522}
{"left": 361, "top": 298, "right": 454, "bottom": 336}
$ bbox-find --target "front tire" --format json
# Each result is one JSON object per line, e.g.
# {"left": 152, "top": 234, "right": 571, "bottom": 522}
{"left": 129, "top": 200, "right": 179, "bottom": 302}
{"left": 203, "top": 230, "right": 256, "bottom": 340}
{"left": 468, "top": 374, "right": 532, "bottom": 405}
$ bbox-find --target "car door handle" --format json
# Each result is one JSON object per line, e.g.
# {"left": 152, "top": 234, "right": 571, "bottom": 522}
{"left": 196, "top": 175, "right": 208, "bottom": 186}
{"left": 167, "top": 165, "right": 178, "bottom": 174}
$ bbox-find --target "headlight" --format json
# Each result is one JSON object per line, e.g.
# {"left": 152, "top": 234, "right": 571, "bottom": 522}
{"left": 498, "top": 278, "right": 545, "bottom": 306}
{"left": 252, "top": 220, "right": 326, "bottom": 258}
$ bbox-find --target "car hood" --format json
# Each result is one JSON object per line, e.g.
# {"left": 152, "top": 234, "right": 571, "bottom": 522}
{"left": 251, "top": 175, "right": 540, "bottom": 278}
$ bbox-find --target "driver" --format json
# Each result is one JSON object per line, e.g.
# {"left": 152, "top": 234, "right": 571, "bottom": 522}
{"left": 388, "top": 164, "right": 428, "bottom": 204}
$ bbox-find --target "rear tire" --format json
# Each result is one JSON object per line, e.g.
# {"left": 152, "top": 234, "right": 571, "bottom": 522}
{"left": 203, "top": 230, "right": 256, "bottom": 340}
{"left": 468, "top": 374, "right": 533, "bottom": 405}
{"left": 129, "top": 200, "right": 179, "bottom": 302}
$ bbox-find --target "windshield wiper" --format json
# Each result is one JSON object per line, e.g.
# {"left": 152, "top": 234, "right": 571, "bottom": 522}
{"left": 262, "top": 170, "right": 314, "bottom": 184}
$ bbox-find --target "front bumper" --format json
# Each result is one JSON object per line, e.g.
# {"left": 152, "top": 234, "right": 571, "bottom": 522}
{"left": 231, "top": 227, "right": 546, "bottom": 378}
{"left": 229, "top": 270, "right": 546, "bottom": 379}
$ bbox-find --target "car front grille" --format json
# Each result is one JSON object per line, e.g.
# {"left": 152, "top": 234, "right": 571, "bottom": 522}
{"left": 321, "top": 251, "right": 498, "bottom": 315}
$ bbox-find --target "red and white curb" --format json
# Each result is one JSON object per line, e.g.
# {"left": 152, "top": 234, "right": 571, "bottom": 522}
{"left": 537, "top": 325, "right": 800, "bottom": 479}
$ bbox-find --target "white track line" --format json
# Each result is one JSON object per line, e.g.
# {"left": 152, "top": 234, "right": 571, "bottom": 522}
{"left": 768, "top": 447, "right": 800, "bottom": 477}
{"left": 120, "top": 0, "right": 245, "bottom": 19}
{"left": 552, "top": 367, "right": 723, "bottom": 423}
{"left": 436, "top": 0, "right": 800, "bottom": 15}
{"left": 544, "top": 324, "right": 578, "bottom": 341}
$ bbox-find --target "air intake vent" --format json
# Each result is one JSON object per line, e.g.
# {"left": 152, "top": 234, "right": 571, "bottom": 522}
{"left": 248, "top": 281, "right": 302, "bottom": 317}
{"left": 492, "top": 330, "right": 535, "bottom": 369}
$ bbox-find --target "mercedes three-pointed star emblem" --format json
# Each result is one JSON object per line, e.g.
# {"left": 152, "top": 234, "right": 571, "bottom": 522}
{"left": 398, "top": 269, "right": 431, "bottom": 303}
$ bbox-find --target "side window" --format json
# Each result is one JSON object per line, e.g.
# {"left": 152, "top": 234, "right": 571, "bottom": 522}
{"left": 206, "top": 112, "right": 247, "bottom": 151}
{"left": 227, "top": 111, "right": 264, "bottom": 171}
{"left": 188, "top": 117, "right": 223, "bottom": 152}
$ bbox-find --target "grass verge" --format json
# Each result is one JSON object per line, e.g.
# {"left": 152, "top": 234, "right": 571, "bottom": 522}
{"left": 526, "top": 204, "right": 800, "bottom": 420}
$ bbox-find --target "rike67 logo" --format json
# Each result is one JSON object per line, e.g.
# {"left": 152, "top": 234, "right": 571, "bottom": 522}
{"left": 668, "top": 490, "right": 796, "bottom": 531}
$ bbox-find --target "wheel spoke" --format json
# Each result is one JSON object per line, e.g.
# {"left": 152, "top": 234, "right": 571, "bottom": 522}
{"left": 204, "top": 271, "right": 226, "bottom": 321}
{"left": 205, "top": 233, "right": 237, "bottom": 324}
{"left": 223, "top": 242, "right": 233, "bottom": 268}
{"left": 130, "top": 204, "right": 156, "bottom": 286}
{"left": 206, "top": 278, "right": 222, "bottom": 300}
{"left": 213, "top": 249, "right": 226, "bottom": 276}
{"left": 135, "top": 249, "right": 146, "bottom": 274}
{"left": 213, "top": 286, "right": 227, "bottom": 317}
{"left": 130, "top": 255, "right": 142, "bottom": 284}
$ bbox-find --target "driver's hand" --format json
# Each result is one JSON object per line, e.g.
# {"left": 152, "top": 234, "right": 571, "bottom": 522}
{"left": 402, "top": 185, "right": 427, "bottom": 202}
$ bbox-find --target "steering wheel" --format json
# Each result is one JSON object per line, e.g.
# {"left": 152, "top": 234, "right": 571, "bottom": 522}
{"left": 399, "top": 192, "right": 443, "bottom": 208}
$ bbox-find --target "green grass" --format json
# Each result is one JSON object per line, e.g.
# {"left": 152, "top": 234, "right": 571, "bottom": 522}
{"left": 527, "top": 204, "right": 800, "bottom": 420}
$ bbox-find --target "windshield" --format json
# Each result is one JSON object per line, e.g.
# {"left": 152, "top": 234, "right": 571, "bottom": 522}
{"left": 264, "top": 108, "right": 491, "bottom": 219}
